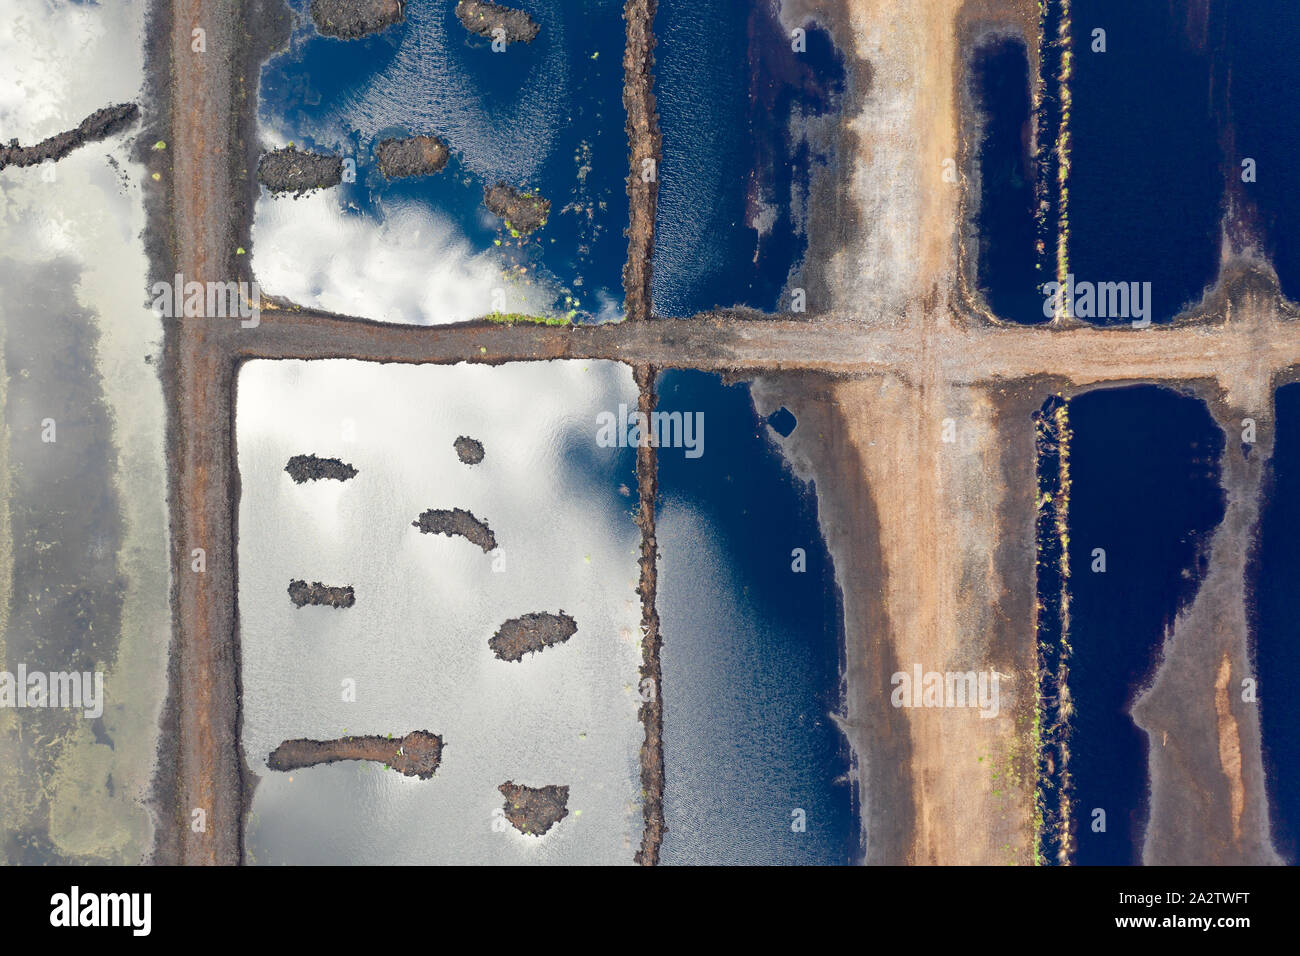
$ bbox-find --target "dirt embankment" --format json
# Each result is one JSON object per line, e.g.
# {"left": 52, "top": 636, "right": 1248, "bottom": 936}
{"left": 498, "top": 782, "right": 569, "bottom": 835}
{"left": 285, "top": 453, "right": 358, "bottom": 483}
{"left": 310, "top": 0, "right": 405, "bottom": 39}
{"left": 413, "top": 507, "right": 497, "bottom": 552}
{"left": 622, "top": 0, "right": 661, "bottom": 321}
{"left": 483, "top": 183, "right": 550, "bottom": 234}
{"left": 455, "top": 1, "right": 540, "bottom": 44}
{"left": 454, "top": 435, "right": 485, "bottom": 464}
{"left": 287, "top": 580, "right": 355, "bottom": 609}
{"left": 0, "top": 103, "right": 139, "bottom": 171}
{"left": 490, "top": 612, "right": 577, "bottom": 662}
{"left": 375, "top": 135, "right": 450, "bottom": 179}
{"left": 257, "top": 146, "right": 342, "bottom": 197}
{"left": 268, "top": 730, "right": 443, "bottom": 778}
{"left": 632, "top": 364, "right": 664, "bottom": 864}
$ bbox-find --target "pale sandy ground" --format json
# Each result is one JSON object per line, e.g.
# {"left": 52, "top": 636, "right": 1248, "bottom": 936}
{"left": 754, "top": 0, "right": 1285, "bottom": 864}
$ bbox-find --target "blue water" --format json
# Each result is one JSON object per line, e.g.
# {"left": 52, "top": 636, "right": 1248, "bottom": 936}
{"left": 969, "top": 34, "right": 1047, "bottom": 324}
{"left": 655, "top": 370, "right": 857, "bottom": 864}
{"left": 651, "top": 2, "right": 845, "bottom": 317}
{"left": 1067, "top": 1, "right": 1222, "bottom": 323}
{"left": 258, "top": 0, "right": 629, "bottom": 319}
{"left": 1249, "top": 383, "right": 1300, "bottom": 864}
{"left": 1065, "top": 385, "right": 1225, "bottom": 864}
{"left": 1034, "top": 394, "right": 1069, "bottom": 862}
{"left": 1221, "top": 0, "right": 1300, "bottom": 299}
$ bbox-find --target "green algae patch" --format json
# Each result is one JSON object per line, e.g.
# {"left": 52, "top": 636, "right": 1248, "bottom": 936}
{"left": 484, "top": 312, "right": 570, "bottom": 327}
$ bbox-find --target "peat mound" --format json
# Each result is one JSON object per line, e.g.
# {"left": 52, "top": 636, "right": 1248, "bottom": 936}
{"left": 413, "top": 507, "right": 497, "bottom": 552}
{"left": 268, "top": 730, "right": 443, "bottom": 779}
{"left": 498, "top": 781, "right": 570, "bottom": 835}
{"left": 489, "top": 611, "right": 577, "bottom": 662}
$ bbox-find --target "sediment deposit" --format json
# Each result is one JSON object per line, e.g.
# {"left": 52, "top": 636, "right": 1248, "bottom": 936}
{"left": 454, "top": 435, "right": 485, "bottom": 464}
{"left": 257, "top": 146, "right": 342, "bottom": 196}
{"left": 489, "top": 612, "right": 577, "bottom": 662}
{"left": 483, "top": 183, "right": 550, "bottom": 234}
{"left": 413, "top": 507, "right": 497, "bottom": 552}
{"left": 0, "top": 103, "right": 139, "bottom": 171}
{"left": 267, "top": 730, "right": 443, "bottom": 778}
{"left": 498, "top": 782, "right": 569, "bottom": 835}
{"left": 455, "top": 1, "right": 540, "bottom": 44}
{"left": 310, "top": 0, "right": 405, "bottom": 39}
{"left": 375, "top": 135, "right": 450, "bottom": 179}
{"left": 287, "top": 580, "right": 355, "bottom": 609}
{"left": 284, "top": 453, "right": 358, "bottom": 483}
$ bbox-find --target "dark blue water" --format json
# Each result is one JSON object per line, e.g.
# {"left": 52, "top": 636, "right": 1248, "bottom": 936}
{"left": 969, "top": 34, "right": 1047, "bottom": 324}
{"left": 1221, "top": 0, "right": 1300, "bottom": 299}
{"left": 1068, "top": 1, "right": 1222, "bottom": 323}
{"left": 655, "top": 370, "right": 857, "bottom": 864}
{"left": 651, "top": 3, "right": 845, "bottom": 317}
{"left": 1034, "top": 394, "right": 1069, "bottom": 863}
{"left": 1248, "top": 383, "right": 1300, "bottom": 864}
{"left": 259, "top": 0, "right": 629, "bottom": 320}
{"left": 1066, "top": 385, "right": 1224, "bottom": 864}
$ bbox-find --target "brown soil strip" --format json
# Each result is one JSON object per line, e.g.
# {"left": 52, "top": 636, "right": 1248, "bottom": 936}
{"left": 498, "top": 782, "right": 569, "bottom": 835}
{"left": 0, "top": 103, "right": 139, "bottom": 171}
{"left": 375, "top": 135, "right": 450, "bottom": 179}
{"left": 489, "top": 611, "right": 577, "bottom": 662}
{"left": 622, "top": 0, "right": 661, "bottom": 320}
{"left": 287, "top": 580, "right": 355, "bottom": 609}
{"left": 150, "top": 0, "right": 290, "bottom": 868}
{"left": 309, "top": 0, "right": 405, "bottom": 40}
{"left": 413, "top": 507, "right": 497, "bottom": 552}
{"left": 454, "top": 435, "right": 485, "bottom": 464}
{"left": 632, "top": 363, "right": 663, "bottom": 864}
{"left": 284, "top": 453, "right": 358, "bottom": 483}
{"left": 238, "top": 270, "right": 1300, "bottom": 379}
{"left": 268, "top": 730, "right": 443, "bottom": 778}
{"left": 455, "top": 1, "right": 540, "bottom": 44}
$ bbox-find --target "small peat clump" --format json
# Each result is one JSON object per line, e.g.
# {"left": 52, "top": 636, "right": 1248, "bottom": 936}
{"left": 284, "top": 453, "right": 358, "bottom": 483}
{"left": 375, "top": 134, "right": 450, "bottom": 179}
{"left": 454, "top": 435, "right": 485, "bottom": 465}
{"left": 310, "top": 0, "right": 405, "bottom": 39}
{"left": 455, "top": 1, "right": 540, "bottom": 45}
{"left": 490, "top": 611, "right": 577, "bottom": 662}
{"left": 288, "top": 580, "right": 355, "bottom": 609}
{"left": 257, "top": 145, "right": 343, "bottom": 197}
{"left": 483, "top": 183, "right": 550, "bottom": 235}
{"left": 413, "top": 507, "right": 497, "bottom": 552}
{"left": 268, "top": 730, "right": 443, "bottom": 779}
{"left": 498, "top": 782, "right": 570, "bottom": 836}
{"left": 0, "top": 103, "right": 139, "bottom": 171}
